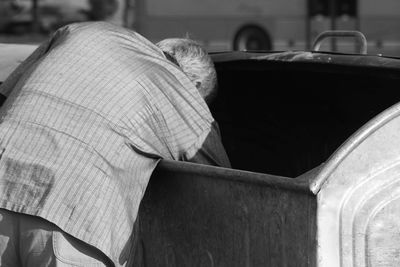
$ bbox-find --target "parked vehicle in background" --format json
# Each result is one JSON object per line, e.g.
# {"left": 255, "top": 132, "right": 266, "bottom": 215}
{"left": 121, "top": 0, "right": 400, "bottom": 56}
{"left": 0, "top": 0, "right": 88, "bottom": 34}
{"left": 0, "top": 0, "right": 23, "bottom": 32}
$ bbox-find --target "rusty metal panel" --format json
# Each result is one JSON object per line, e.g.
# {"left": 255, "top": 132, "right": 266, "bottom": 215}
{"left": 314, "top": 102, "right": 400, "bottom": 266}
{"left": 134, "top": 160, "right": 317, "bottom": 267}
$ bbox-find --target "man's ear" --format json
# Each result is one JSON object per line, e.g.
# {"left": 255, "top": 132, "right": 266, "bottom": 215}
{"left": 195, "top": 81, "right": 201, "bottom": 89}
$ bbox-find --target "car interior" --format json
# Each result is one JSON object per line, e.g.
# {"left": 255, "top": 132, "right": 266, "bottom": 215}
{"left": 211, "top": 58, "right": 400, "bottom": 177}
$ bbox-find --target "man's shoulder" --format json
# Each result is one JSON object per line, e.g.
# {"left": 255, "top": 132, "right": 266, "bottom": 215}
{"left": 58, "top": 21, "right": 126, "bottom": 36}
{"left": 57, "top": 22, "right": 162, "bottom": 60}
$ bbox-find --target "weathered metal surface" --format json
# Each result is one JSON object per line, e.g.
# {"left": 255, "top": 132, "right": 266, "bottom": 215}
{"left": 135, "top": 160, "right": 317, "bottom": 267}
{"left": 211, "top": 50, "right": 400, "bottom": 69}
{"left": 315, "top": 101, "right": 400, "bottom": 266}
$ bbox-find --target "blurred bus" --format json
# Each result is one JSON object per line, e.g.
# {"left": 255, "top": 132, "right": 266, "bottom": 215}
{"left": 0, "top": 0, "right": 125, "bottom": 35}
{"left": 121, "top": 0, "right": 400, "bottom": 56}
{"left": 0, "top": 0, "right": 88, "bottom": 34}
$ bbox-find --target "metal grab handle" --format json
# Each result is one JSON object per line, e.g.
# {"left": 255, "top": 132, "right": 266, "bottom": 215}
{"left": 312, "top": 30, "right": 368, "bottom": 55}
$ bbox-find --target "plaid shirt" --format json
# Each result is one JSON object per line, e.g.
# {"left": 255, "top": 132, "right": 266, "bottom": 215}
{"left": 0, "top": 22, "right": 230, "bottom": 265}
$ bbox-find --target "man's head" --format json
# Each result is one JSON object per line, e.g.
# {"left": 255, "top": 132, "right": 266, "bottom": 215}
{"left": 156, "top": 38, "right": 217, "bottom": 104}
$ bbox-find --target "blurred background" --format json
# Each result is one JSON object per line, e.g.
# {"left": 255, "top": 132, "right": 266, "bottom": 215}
{"left": 0, "top": 0, "right": 399, "bottom": 56}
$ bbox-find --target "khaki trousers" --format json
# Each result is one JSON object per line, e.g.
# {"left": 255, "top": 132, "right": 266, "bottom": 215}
{"left": 0, "top": 208, "right": 112, "bottom": 267}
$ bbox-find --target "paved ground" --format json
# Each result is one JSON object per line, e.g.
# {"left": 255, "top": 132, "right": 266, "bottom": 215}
{"left": 0, "top": 42, "right": 37, "bottom": 80}
{"left": 0, "top": 33, "right": 48, "bottom": 45}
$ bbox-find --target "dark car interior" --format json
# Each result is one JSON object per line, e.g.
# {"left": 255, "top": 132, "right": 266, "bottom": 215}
{"left": 211, "top": 58, "right": 400, "bottom": 177}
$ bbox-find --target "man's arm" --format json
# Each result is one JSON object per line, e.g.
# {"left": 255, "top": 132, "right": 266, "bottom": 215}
{"left": 0, "top": 39, "right": 51, "bottom": 101}
{"left": 183, "top": 121, "right": 231, "bottom": 168}
{"left": 0, "top": 22, "right": 72, "bottom": 103}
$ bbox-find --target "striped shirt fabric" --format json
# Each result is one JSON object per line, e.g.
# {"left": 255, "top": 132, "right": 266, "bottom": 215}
{"left": 0, "top": 22, "right": 230, "bottom": 265}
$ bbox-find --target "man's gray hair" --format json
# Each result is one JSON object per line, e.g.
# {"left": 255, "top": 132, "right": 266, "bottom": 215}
{"left": 156, "top": 38, "right": 217, "bottom": 104}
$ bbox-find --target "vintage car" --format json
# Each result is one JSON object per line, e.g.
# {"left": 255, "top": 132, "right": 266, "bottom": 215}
{"left": 1, "top": 31, "right": 400, "bottom": 266}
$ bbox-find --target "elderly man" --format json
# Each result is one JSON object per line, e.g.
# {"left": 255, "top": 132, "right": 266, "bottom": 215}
{"left": 0, "top": 22, "right": 230, "bottom": 266}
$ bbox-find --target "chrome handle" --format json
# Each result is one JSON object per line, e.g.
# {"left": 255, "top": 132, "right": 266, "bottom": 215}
{"left": 312, "top": 30, "right": 368, "bottom": 55}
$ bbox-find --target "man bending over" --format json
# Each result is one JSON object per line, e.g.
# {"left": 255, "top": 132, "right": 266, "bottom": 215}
{"left": 0, "top": 22, "right": 230, "bottom": 266}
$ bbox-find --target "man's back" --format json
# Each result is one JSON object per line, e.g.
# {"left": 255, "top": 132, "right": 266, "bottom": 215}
{"left": 0, "top": 22, "right": 228, "bottom": 265}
